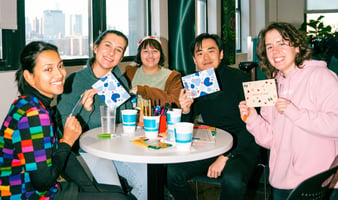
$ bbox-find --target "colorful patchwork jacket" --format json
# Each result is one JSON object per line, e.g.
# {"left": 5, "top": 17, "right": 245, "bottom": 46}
{"left": 0, "top": 93, "right": 71, "bottom": 199}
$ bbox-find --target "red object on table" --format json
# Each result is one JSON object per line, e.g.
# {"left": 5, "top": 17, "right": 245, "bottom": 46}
{"left": 158, "top": 115, "right": 167, "bottom": 133}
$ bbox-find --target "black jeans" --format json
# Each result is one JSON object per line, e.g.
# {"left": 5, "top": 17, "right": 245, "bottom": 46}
{"left": 167, "top": 152, "right": 259, "bottom": 200}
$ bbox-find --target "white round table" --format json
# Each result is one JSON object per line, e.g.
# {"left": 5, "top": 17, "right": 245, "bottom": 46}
{"left": 80, "top": 124, "right": 233, "bottom": 164}
{"left": 79, "top": 124, "right": 233, "bottom": 200}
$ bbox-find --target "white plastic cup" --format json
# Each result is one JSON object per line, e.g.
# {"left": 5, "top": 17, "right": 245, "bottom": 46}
{"left": 143, "top": 116, "right": 160, "bottom": 139}
{"left": 166, "top": 109, "right": 182, "bottom": 142}
{"left": 100, "top": 105, "right": 117, "bottom": 136}
{"left": 121, "top": 109, "right": 138, "bottom": 134}
{"left": 174, "top": 122, "right": 194, "bottom": 151}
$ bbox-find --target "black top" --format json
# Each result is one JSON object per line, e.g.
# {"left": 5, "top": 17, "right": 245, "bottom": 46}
{"left": 182, "top": 63, "right": 259, "bottom": 157}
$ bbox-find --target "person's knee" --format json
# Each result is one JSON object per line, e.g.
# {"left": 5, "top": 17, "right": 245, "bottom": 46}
{"left": 167, "top": 166, "right": 187, "bottom": 187}
{"left": 222, "top": 172, "right": 247, "bottom": 192}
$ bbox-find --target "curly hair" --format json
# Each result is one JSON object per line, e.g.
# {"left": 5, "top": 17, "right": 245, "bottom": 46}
{"left": 256, "top": 22, "right": 312, "bottom": 78}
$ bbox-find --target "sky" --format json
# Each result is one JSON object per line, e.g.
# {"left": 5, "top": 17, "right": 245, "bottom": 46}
{"left": 25, "top": 0, "right": 129, "bottom": 36}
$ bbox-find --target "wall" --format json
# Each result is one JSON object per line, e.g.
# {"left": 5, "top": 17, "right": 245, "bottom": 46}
{"left": 0, "top": 71, "right": 18, "bottom": 123}
{"left": 0, "top": 0, "right": 17, "bottom": 29}
{"left": 267, "top": 0, "right": 304, "bottom": 28}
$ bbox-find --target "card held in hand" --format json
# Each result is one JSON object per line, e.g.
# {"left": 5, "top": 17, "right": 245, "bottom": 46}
{"left": 182, "top": 68, "right": 220, "bottom": 98}
{"left": 92, "top": 72, "right": 131, "bottom": 108}
{"left": 242, "top": 79, "right": 278, "bottom": 107}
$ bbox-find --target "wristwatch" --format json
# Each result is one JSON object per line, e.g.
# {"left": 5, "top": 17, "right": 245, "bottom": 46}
{"left": 224, "top": 152, "right": 235, "bottom": 158}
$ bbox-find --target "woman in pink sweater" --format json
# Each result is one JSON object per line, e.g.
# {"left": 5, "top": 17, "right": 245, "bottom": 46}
{"left": 239, "top": 22, "right": 338, "bottom": 200}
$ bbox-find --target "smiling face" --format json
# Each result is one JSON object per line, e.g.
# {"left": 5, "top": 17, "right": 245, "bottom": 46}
{"left": 140, "top": 44, "right": 161, "bottom": 69}
{"left": 93, "top": 33, "right": 127, "bottom": 76}
{"left": 265, "top": 29, "right": 299, "bottom": 76}
{"left": 193, "top": 38, "right": 223, "bottom": 71}
{"left": 24, "top": 50, "right": 65, "bottom": 98}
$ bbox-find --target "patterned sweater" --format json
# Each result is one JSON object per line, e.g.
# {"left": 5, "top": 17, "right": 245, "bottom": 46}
{"left": 0, "top": 87, "right": 71, "bottom": 199}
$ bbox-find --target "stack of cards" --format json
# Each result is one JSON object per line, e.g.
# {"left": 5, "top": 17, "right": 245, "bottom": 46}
{"left": 92, "top": 72, "right": 131, "bottom": 108}
{"left": 242, "top": 79, "right": 278, "bottom": 107}
{"left": 182, "top": 68, "right": 220, "bottom": 98}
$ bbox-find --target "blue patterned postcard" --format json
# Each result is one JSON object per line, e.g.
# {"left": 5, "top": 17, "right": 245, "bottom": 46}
{"left": 92, "top": 72, "right": 131, "bottom": 108}
{"left": 182, "top": 68, "right": 220, "bottom": 98}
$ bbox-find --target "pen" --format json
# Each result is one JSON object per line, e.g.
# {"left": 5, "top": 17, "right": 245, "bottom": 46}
{"left": 69, "top": 92, "right": 85, "bottom": 116}
{"left": 194, "top": 125, "right": 210, "bottom": 129}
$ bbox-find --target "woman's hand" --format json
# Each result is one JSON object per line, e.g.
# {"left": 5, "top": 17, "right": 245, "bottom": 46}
{"left": 275, "top": 97, "right": 292, "bottom": 114}
{"left": 238, "top": 101, "right": 256, "bottom": 122}
{"left": 178, "top": 89, "right": 194, "bottom": 114}
{"left": 62, "top": 116, "right": 82, "bottom": 146}
{"left": 207, "top": 155, "right": 228, "bottom": 178}
{"left": 129, "top": 86, "right": 138, "bottom": 95}
{"left": 82, "top": 89, "right": 97, "bottom": 111}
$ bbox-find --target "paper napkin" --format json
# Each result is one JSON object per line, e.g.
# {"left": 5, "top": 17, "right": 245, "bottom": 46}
{"left": 92, "top": 72, "right": 131, "bottom": 108}
{"left": 242, "top": 79, "right": 278, "bottom": 107}
{"left": 182, "top": 68, "right": 220, "bottom": 98}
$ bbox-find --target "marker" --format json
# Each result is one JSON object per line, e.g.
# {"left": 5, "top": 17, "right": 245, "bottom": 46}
{"left": 194, "top": 125, "right": 210, "bottom": 129}
{"left": 242, "top": 114, "right": 247, "bottom": 122}
{"left": 97, "top": 133, "right": 111, "bottom": 138}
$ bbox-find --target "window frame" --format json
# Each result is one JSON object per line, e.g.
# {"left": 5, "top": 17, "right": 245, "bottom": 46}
{"left": 304, "top": 0, "right": 338, "bottom": 32}
{"left": 0, "top": 0, "right": 150, "bottom": 71}
{"left": 235, "top": 0, "right": 241, "bottom": 52}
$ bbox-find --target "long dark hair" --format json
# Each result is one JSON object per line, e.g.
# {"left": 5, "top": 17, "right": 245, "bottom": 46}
{"left": 256, "top": 22, "right": 312, "bottom": 78}
{"left": 16, "top": 41, "right": 59, "bottom": 94}
{"left": 135, "top": 38, "right": 165, "bottom": 66}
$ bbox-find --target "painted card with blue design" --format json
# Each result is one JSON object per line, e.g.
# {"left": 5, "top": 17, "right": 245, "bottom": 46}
{"left": 181, "top": 68, "right": 220, "bottom": 98}
{"left": 92, "top": 72, "right": 131, "bottom": 108}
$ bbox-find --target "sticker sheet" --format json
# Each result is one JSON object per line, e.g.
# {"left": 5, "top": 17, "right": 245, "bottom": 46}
{"left": 242, "top": 79, "right": 278, "bottom": 107}
{"left": 92, "top": 72, "right": 131, "bottom": 108}
{"left": 181, "top": 68, "right": 220, "bottom": 98}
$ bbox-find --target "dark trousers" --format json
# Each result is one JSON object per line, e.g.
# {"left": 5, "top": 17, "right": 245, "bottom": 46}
{"left": 272, "top": 188, "right": 292, "bottom": 200}
{"left": 55, "top": 181, "right": 130, "bottom": 200}
{"left": 167, "top": 152, "right": 259, "bottom": 200}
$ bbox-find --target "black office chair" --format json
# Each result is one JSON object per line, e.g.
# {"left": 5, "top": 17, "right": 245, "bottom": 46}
{"left": 286, "top": 164, "right": 338, "bottom": 200}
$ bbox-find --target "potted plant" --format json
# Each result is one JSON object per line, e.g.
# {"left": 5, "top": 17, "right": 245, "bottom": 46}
{"left": 300, "top": 15, "right": 338, "bottom": 65}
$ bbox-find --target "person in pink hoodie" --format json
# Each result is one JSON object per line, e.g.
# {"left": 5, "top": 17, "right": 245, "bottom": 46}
{"left": 239, "top": 22, "right": 338, "bottom": 200}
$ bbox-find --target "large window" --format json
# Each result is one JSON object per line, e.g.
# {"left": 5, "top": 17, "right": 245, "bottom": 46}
{"left": 305, "top": 0, "right": 338, "bottom": 33}
{"left": 106, "top": 0, "right": 148, "bottom": 56}
{"left": 0, "top": 0, "right": 149, "bottom": 71}
{"left": 25, "top": 0, "right": 89, "bottom": 59}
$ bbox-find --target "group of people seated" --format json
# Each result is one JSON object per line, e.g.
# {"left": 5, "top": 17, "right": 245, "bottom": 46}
{"left": 0, "top": 21, "right": 337, "bottom": 200}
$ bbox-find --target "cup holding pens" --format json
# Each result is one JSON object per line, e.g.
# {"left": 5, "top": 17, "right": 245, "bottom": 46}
{"left": 121, "top": 109, "right": 138, "bottom": 134}
{"left": 143, "top": 116, "right": 160, "bottom": 139}
{"left": 166, "top": 109, "right": 182, "bottom": 143}
{"left": 100, "top": 105, "right": 118, "bottom": 136}
{"left": 174, "top": 122, "right": 194, "bottom": 151}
